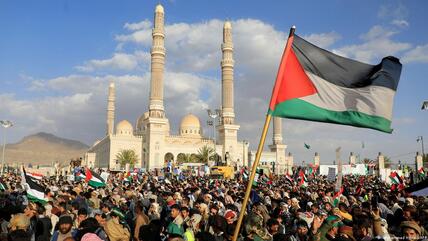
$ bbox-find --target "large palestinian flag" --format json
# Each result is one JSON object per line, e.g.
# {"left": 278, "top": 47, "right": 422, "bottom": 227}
{"left": 268, "top": 32, "right": 402, "bottom": 133}
{"left": 85, "top": 168, "right": 106, "bottom": 188}
{"left": 22, "top": 169, "right": 48, "bottom": 204}
{"left": 405, "top": 178, "right": 428, "bottom": 196}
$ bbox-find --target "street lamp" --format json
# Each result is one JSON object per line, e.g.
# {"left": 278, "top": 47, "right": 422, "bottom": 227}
{"left": 1, "top": 120, "right": 13, "bottom": 175}
{"left": 417, "top": 136, "right": 425, "bottom": 158}
{"left": 207, "top": 108, "right": 221, "bottom": 165}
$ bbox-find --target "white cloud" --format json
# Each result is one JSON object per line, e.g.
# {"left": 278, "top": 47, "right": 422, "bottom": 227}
{"left": 0, "top": 92, "right": 94, "bottom": 139}
{"left": 402, "top": 44, "right": 428, "bottom": 63}
{"left": 391, "top": 19, "right": 409, "bottom": 28}
{"left": 333, "top": 25, "right": 411, "bottom": 63}
{"left": 303, "top": 31, "right": 341, "bottom": 48}
{"left": 361, "top": 25, "right": 396, "bottom": 41}
{"left": 124, "top": 19, "right": 152, "bottom": 31}
{"left": 75, "top": 53, "right": 137, "bottom": 72}
{"left": 115, "top": 28, "right": 152, "bottom": 46}
{"left": 378, "top": 3, "right": 408, "bottom": 21}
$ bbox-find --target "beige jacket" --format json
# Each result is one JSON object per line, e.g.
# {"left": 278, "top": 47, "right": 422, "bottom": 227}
{"left": 105, "top": 218, "right": 131, "bottom": 241}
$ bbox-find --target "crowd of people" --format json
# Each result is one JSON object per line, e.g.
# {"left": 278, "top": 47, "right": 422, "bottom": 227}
{"left": 0, "top": 167, "right": 427, "bottom": 241}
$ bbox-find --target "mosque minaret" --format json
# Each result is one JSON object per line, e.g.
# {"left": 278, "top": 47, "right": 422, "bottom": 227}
{"left": 149, "top": 4, "right": 166, "bottom": 118}
{"left": 272, "top": 117, "right": 283, "bottom": 145}
{"left": 269, "top": 117, "right": 287, "bottom": 174}
{"left": 86, "top": 4, "right": 286, "bottom": 173}
{"left": 106, "top": 82, "right": 115, "bottom": 136}
{"left": 217, "top": 21, "right": 240, "bottom": 167}
{"left": 221, "top": 21, "right": 235, "bottom": 125}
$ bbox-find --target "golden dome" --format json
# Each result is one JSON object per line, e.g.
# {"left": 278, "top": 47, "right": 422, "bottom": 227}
{"left": 180, "top": 114, "right": 201, "bottom": 136}
{"left": 155, "top": 4, "right": 164, "bottom": 13}
{"left": 116, "top": 120, "right": 133, "bottom": 135}
{"left": 180, "top": 114, "right": 200, "bottom": 128}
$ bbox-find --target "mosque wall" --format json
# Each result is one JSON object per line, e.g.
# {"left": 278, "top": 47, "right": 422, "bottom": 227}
{"left": 109, "top": 135, "right": 143, "bottom": 169}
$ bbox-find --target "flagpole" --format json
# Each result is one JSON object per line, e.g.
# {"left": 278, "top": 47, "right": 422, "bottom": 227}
{"left": 232, "top": 26, "right": 296, "bottom": 241}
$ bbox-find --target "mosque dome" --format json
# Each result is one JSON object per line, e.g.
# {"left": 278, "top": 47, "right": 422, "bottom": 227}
{"left": 116, "top": 120, "right": 133, "bottom": 136}
{"left": 180, "top": 114, "right": 201, "bottom": 136}
{"left": 155, "top": 4, "right": 164, "bottom": 13}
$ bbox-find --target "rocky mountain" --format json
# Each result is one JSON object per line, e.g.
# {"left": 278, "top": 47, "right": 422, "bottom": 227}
{"left": 3, "top": 132, "right": 89, "bottom": 166}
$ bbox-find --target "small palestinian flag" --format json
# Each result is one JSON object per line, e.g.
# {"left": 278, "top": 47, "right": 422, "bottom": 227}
{"left": 418, "top": 167, "right": 425, "bottom": 178}
{"left": 253, "top": 169, "right": 262, "bottom": 186}
{"left": 85, "top": 168, "right": 106, "bottom": 188}
{"left": 298, "top": 170, "right": 307, "bottom": 187}
{"left": 308, "top": 164, "right": 318, "bottom": 177}
{"left": 389, "top": 171, "right": 405, "bottom": 190}
{"left": 0, "top": 178, "right": 7, "bottom": 191}
{"left": 22, "top": 168, "right": 48, "bottom": 204}
{"left": 389, "top": 171, "right": 400, "bottom": 184}
{"left": 356, "top": 176, "right": 365, "bottom": 195}
{"left": 285, "top": 173, "right": 294, "bottom": 184}
{"left": 75, "top": 172, "right": 86, "bottom": 180}
{"left": 240, "top": 168, "right": 249, "bottom": 180}
{"left": 333, "top": 186, "right": 344, "bottom": 206}
{"left": 124, "top": 171, "right": 134, "bottom": 182}
{"left": 268, "top": 31, "right": 402, "bottom": 133}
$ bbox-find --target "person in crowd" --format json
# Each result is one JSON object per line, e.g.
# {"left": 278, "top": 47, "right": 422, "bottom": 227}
{"left": 35, "top": 205, "right": 52, "bottom": 241}
{"left": 133, "top": 202, "right": 149, "bottom": 241}
{"left": 7, "top": 213, "right": 31, "bottom": 240}
{"left": 167, "top": 204, "right": 184, "bottom": 238}
{"left": 400, "top": 221, "right": 422, "bottom": 241}
{"left": 104, "top": 209, "right": 130, "bottom": 241}
{"left": 51, "top": 215, "right": 76, "bottom": 241}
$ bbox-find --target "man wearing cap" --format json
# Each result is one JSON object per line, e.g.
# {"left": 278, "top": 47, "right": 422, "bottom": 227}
{"left": 51, "top": 215, "right": 76, "bottom": 241}
{"left": 400, "top": 221, "right": 422, "bottom": 241}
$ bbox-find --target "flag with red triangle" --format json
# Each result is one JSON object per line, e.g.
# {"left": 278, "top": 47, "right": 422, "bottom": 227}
{"left": 85, "top": 168, "right": 106, "bottom": 188}
{"left": 298, "top": 170, "right": 307, "bottom": 187}
{"left": 418, "top": 167, "right": 425, "bottom": 178}
{"left": 333, "top": 186, "right": 344, "bottom": 206}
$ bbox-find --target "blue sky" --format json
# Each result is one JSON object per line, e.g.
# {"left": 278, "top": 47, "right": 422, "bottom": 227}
{"left": 1, "top": 0, "right": 427, "bottom": 165}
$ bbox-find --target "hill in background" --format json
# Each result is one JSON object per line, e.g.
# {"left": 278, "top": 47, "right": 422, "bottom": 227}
{"left": 3, "top": 132, "right": 89, "bottom": 166}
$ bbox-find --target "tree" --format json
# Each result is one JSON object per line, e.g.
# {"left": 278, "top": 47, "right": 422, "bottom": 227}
{"left": 176, "top": 153, "right": 195, "bottom": 164}
{"left": 195, "top": 145, "right": 215, "bottom": 164}
{"left": 116, "top": 149, "right": 138, "bottom": 168}
{"left": 384, "top": 156, "right": 392, "bottom": 168}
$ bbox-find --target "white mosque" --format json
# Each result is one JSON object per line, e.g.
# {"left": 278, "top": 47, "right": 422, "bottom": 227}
{"left": 84, "top": 4, "right": 291, "bottom": 173}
